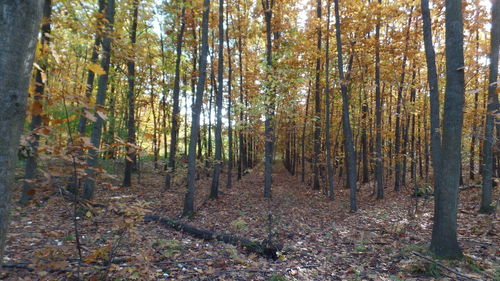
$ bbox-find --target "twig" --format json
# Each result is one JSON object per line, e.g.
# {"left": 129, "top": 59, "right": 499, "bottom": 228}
{"left": 62, "top": 92, "right": 83, "bottom": 280}
{"left": 411, "top": 251, "right": 479, "bottom": 281}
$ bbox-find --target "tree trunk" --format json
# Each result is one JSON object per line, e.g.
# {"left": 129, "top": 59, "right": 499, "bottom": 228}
{"left": 263, "top": 0, "right": 274, "bottom": 198}
{"left": 0, "top": 0, "right": 43, "bottom": 262}
{"left": 480, "top": 0, "right": 499, "bottom": 214}
{"left": 77, "top": 0, "right": 105, "bottom": 135}
{"left": 312, "top": 0, "right": 322, "bottom": 191}
{"left": 123, "top": 0, "right": 139, "bottom": 187}
{"left": 429, "top": 0, "right": 465, "bottom": 259}
{"left": 394, "top": 7, "right": 413, "bottom": 192}
{"left": 375, "top": 0, "right": 384, "bottom": 199}
{"left": 20, "top": 0, "right": 52, "bottom": 205}
{"left": 421, "top": 0, "right": 442, "bottom": 197}
{"left": 210, "top": 0, "right": 224, "bottom": 199}
{"left": 165, "top": 4, "right": 186, "bottom": 189}
{"left": 183, "top": 0, "right": 211, "bottom": 216}
{"left": 302, "top": 81, "right": 311, "bottom": 183}
{"left": 226, "top": 12, "right": 233, "bottom": 188}
{"left": 83, "top": 0, "right": 115, "bottom": 200}
{"left": 324, "top": 0, "right": 334, "bottom": 200}
{"left": 333, "top": 0, "right": 357, "bottom": 212}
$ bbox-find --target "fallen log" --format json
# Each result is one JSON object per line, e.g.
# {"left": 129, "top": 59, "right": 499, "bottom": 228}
{"left": 412, "top": 251, "right": 480, "bottom": 281}
{"left": 144, "top": 215, "right": 282, "bottom": 260}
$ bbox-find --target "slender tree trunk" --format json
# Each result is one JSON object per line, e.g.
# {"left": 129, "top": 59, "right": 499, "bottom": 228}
{"left": 480, "top": 0, "right": 499, "bottom": 214}
{"left": 78, "top": 0, "right": 106, "bottom": 135}
{"left": 226, "top": 12, "right": 233, "bottom": 188}
{"left": 20, "top": 0, "right": 52, "bottom": 205}
{"left": 210, "top": 0, "right": 224, "bottom": 198}
{"left": 333, "top": 0, "right": 357, "bottom": 212}
{"left": 302, "top": 81, "right": 311, "bottom": 183}
{"left": 375, "top": 0, "right": 384, "bottom": 199}
{"left": 421, "top": 0, "right": 442, "bottom": 196}
{"left": 430, "top": 0, "right": 465, "bottom": 258}
{"left": 123, "top": 0, "right": 139, "bottom": 187}
{"left": 165, "top": 4, "right": 186, "bottom": 189}
{"left": 237, "top": 4, "right": 247, "bottom": 180}
{"left": 263, "top": 0, "right": 274, "bottom": 198}
{"left": 394, "top": 7, "right": 413, "bottom": 192}
{"left": 324, "top": 0, "right": 334, "bottom": 200}
{"left": 312, "top": 0, "right": 322, "bottom": 191}
{"left": 0, "top": 0, "right": 43, "bottom": 261}
{"left": 183, "top": 0, "right": 211, "bottom": 216}
{"left": 83, "top": 0, "right": 115, "bottom": 200}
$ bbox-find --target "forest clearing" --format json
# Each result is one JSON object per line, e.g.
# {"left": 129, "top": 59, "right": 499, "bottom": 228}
{"left": 0, "top": 0, "right": 499, "bottom": 280}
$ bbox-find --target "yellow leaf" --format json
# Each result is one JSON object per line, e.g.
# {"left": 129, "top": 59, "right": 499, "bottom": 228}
{"left": 88, "top": 63, "right": 106, "bottom": 75}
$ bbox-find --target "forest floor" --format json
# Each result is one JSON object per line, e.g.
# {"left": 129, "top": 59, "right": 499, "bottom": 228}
{"left": 2, "top": 161, "right": 499, "bottom": 280}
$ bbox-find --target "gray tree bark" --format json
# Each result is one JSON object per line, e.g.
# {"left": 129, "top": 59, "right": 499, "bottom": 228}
{"left": 0, "top": 0, "right": 43, "bottom": 262}
{"left": 333, "top": 0, "right": 357, "bottom": 212}
{"left": 375, "top": 0, "right": 384, "bottom": 200}
{"left": 480, "top": 0, "right": 499, "bottom": 214}
{"left": 83, "top": 0, "right": 115, "bottom": 200}
{"left": 183, "top": 0, "right": 211, "bottom": 216}
{"left": 165, "top": 4, "right": 186, "bottom": 189}
{"left": 210, "top": 0, "right": 224, "bottom": 198}
{"left": 123, "top": 0, "right": 139, "bottom": 187}
{"left": 20, "top": 0, "right": 52, "bottom": 205}
{"left": 429, "top": 0, "right": 464, "bottom": 259}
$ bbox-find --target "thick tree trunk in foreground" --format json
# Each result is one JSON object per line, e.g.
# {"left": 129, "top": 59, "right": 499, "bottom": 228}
{"left": 183, "top": 0, "right": 210, "bottom": 216}
{"left": 480, "top": 0, "right": 500, "bottom": 214}
{"left": 333, "top": 0, "right": 357, "bottom": 212}
{"left": 430, "top": 0, "right": 464, "bottom": 258}
{"left": 165, "top": 5, "right": 186, "bottom": 189}
{"left": 123, "top": 0, "right": 139, "bottom": 187}
{"left": 83, "top": 0, "right": 115, "bottom": 200}
{"left": 20, "top": 0, "right": 52, "bottom": 205}
{"left": 210, "top": 0, "right": 224, "bottom": 199}
{"left": 0, "top": 0, "right": 43, "bottom": 262}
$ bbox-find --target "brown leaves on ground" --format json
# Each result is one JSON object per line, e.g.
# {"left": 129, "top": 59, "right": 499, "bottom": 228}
{"left": 2, "top": 162, "right": 499, "bottom": 280}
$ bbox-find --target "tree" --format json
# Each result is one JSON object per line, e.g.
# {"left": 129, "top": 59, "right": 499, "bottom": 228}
{"left": 312, "top": 0, "right": 322, "bottom": 191}
{"left": 83, "top": 0, "right": 115, "bottom": 200}
{"left": 210, "top": 0, "right": 224, "bottom": 199}
{"left": 20, "top": 0, "right": 52, "bottom": 205}
{"left": 421, "top": 0, "right": 442, "bottom": 204}
{"left": 263, "top": 0, "right": 274, "bottom": 198}
{"left": 429, "top": 0, "right": 465, "bottom": 259}
{"left": 226, "top": 7, "right": 234, "bottom": 189}
{"left": 165, "top": 2, "right": 186, "bottom": 190}
{"left": 324, "top": 0, "right": 334, "bottom": 200}
{"left": 183, "top": 0, "right": 211, "bottom": 216}
{"left": 77, "top": 0, "right": 106, "bottom": 135}
{"left": 374, "top": 0, "right": 384, "bottom": 200}
{"left": 0, "top": 0, "right": 43, "bottom": 262}
{"left": 480, "top": 0, "right": 499, "bottom": 214}
{"left": 333, "top": 0, "right": 356, "bottom": 212}
{"left": 123, "top": 0, "right": 140, "bottom": 187}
